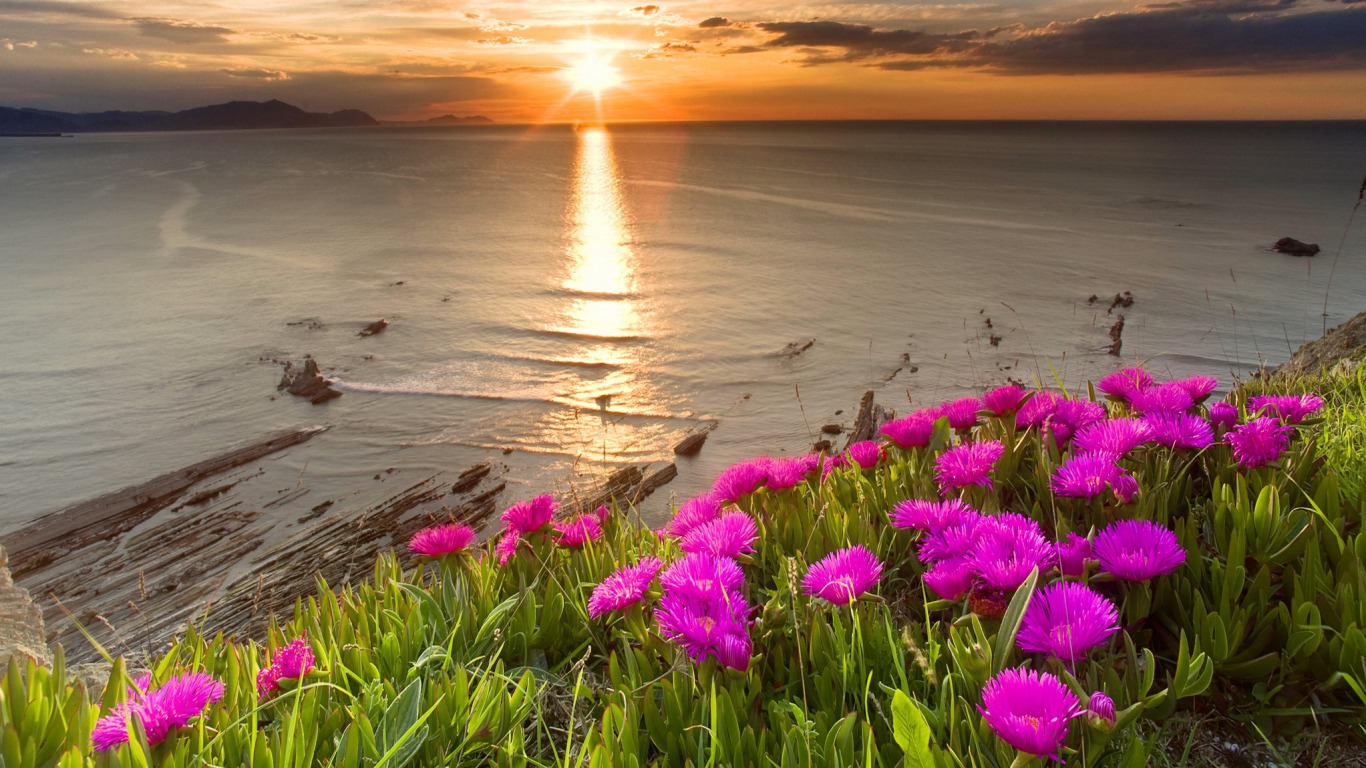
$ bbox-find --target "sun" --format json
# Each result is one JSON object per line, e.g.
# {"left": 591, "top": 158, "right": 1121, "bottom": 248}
{"left": 564, "top": 53, "right": 622, "bottom": 96}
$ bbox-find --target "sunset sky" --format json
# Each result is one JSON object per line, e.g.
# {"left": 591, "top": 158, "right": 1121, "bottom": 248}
{"left": 4, "top": 0, "right": 1365, "bottom": 121}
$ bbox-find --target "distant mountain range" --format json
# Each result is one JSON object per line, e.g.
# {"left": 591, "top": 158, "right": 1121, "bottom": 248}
{"left": 0, "top": 99, "right": 490, "bottom": 135}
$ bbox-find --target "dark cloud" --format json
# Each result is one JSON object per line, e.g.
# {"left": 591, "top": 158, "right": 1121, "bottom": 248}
{"left": 720, "top": 45, "right": 764, "bottom": 54}
{"left": 133, "top": 18, "right": 235, "bottom": 44}
{"left": 977, "top": 5, "right": 1366, "bottom": 74}
{"left": 5, "top": 1, "right": 120, "bottom": 19}
{"left": 699, "top": 17, "right": 730, "bottom": 28}
{"left": 753, "top": 4, "right": 1366, "bottom": 74}
{"left": 757, "top": 21, "right": 974, "bottom": 61}
{"left": 631, "top": 5, "right": 660, "bottom": 15}
{"left": 221, "top": 67, "right": 289, "bottom": 80}
{"left": 638, "top": 41, "right": 696, "bottom": 58}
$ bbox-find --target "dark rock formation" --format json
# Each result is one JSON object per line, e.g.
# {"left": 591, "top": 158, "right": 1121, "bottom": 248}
{"left": 843, "top": 390, "right": 890, "bottom": 448}
{"left": 359, "top": 319, "right": 389, "bottom": 337}
{"left": 779, "top": 339, "right": 816, "bottom": 359}
{"left": 673, "top": 432, "right": 708, "bottom": 456}
{"left": 820, "top": 423, "right": 843, "bottom": 435}
{"left": 1273, "top": 237, "right": 1320, "bottom": 257}
{"left": 1274, "top": 311, "right": 1366, "bottom": 377}
{"left": 1108, "top": 316, "right": 1125, "bottom": 356}
{"left": 279, "top": 358, "right": 343, "bottom": 403}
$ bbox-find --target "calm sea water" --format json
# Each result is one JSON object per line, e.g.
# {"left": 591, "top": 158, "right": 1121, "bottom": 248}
{"left": 1, "top": 121, "right": 1363, "bottom": 530}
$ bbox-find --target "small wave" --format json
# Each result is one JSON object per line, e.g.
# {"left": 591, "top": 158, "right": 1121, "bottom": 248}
{"left": 546, "top": 287, "right": 642, "bottom": 301}
{"left": 496, "top": 353, "right": 624, "bottom": 370}
{"left": 332, "top": 380, "right": 555, "bottom": 405}
{"left": 530, "top": 327, "right": 651, "bottom": 343}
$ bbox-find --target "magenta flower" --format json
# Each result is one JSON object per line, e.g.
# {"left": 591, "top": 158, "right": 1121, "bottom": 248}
{"left": 588, "top": 557, "right": 663, "bottom": 618}
{"left": 934, "top": 440, "right": 1004, "bottom": 491}
{"left": 501, "top": 495, "right": 556, "bottom": 534}
{"left": 1088, "top": 692, "right": 1117, "bottom": 725}
{"left": 981, "top": 512, "right": 1047, "bottom": 542}
{"left": 1017, "top": 582, "right": 1120, "bottom": 663}
{"left": 1056, "top": 533, "right": 1092, "bottom": 577}
{"left": 802, "top": 546, "right": 884, "bottom": 605}
{"left": 1111, "top": 473, "right": 1139, "bottom": 504}
{"left": 1093, "top": 520, "right": 1186, "bottom": 581}
{"left": 1225, "top": 416, "right": 1293, "bottom": 468}
{"left": 553, "top": 514, "right": 603, "bottom": 548}
{"left": 969, "top": 524, "right": 1053, "bottom": 591}
{"left": 880, "top": 413, "right": 936, "bottom": 449}
{"left": 655, "top": 589, "right": 752, "bottom": 668}
{"left": 664, "top": 494, "right": 722, "bottom": 538}
{"left": 408, "top": 524, "right": 476, "bottom": 558}
{"left": 680, "top": 511, "right": 758, "bottom": 558}
{"left": 713, "top": 633, "right": 753, "bottom": 672}
{"left": 92, "top": 672, "right": 225, "bottom": 751}
{"left": 1129, "top": 383, "right": 1194, "bottom": 416}
{"left": 495, "top": 531, "right": 521, "bottom": 566}
{"left": 924, "top": 557, "right": 975, "bottom": 600}
{"left": 845, "top": 440, "right": 884, "bottom": 470}
{"left": 1248, "top": 393, "right": 1324, "bottom": 424}
{"left": 1016, "top": 391, "right": 1061, "bottom": 430}
{"left": 979, "top": 668, "right": 1082, "bottom": 761}
{"left": 984, "top": 385, "right": 1027, "bottom": 417}
{"left": 660, "top": 553, "right": 745, "bottom": 601}
{"left": 1051, "top": 454, "right": 1123, "bottom": 498}
{"left": 1208, "top": 402, "right": 1239, "bottom": 430}
{"left": 890, "top": 498, "right": 976, "bottom": 533}
{"left": 918, "top": 520, "right": 984, "bottom": 565}
{"left": 1096, "top": 368, "right": 1154, "bottom": 403}
{"left": 595, "top": 504, "right": 611, "bottom": 525}
{"left": 1143, "top": 412, "right": 1213, "bottom": 450}
{"left": 712, "top": 459, "right": 769, "bottom": 503}
{"left": 1052, "top": 399, "right": 1107, "bottom": 432}
{"left": 257, "top": 637, "right": 315, "bottom": 699}
{"left": 765, "top": 456, "right": 810, "bottom": 491}
{"left": 944, "top": 397, "right": 984, "bottom": 430}
{"left": 1072, "top": 418, "right": 1152, "bottom": 457}
{"left": 1174, "top": 375, "right": 1219, "bottom": 402}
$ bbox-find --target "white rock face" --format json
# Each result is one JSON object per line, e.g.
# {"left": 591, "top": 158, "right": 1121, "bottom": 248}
{"left": 0, "top": 545, "right": 51, "bottom": 669}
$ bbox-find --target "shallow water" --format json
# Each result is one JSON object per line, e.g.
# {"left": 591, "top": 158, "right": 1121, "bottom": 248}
{"left": 1, "top": 121, "right": 1362, "bottom": 528}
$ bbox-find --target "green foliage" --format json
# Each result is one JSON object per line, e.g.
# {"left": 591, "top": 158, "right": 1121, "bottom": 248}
{"left": 3, "top": 370, "right": 1364, "bottom": 766}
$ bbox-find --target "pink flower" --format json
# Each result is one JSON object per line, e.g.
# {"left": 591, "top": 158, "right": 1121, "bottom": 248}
{"left": 495, "top": 531, "right": 521, "bottom": 565}
{"left": 1226, "top": 416, "right": 1293, "bottom": 468}
{"left": 257, "top": 637, "right": 315, "bottom": 699}
{"left": 408, "top": 524, "right": 476, "bottom": 558}
{"left": 553, "top": 515, "right": 603, "bottom": 548}
{"left": 889, "top": 498, "right": 976, "bottom": 533}
{"left": 664, "top": 494, "right": 722, "bottom": 538}
{"left": 934, "top": 441, "right": 1004, "bottom": 491}
{"left": 846, "top": 440, "right": 884, "bottom": 469}
{"left": 92, "top": 673, "right": 225, "bottom": 751}
{"left": 802, "top": 546, "right": 883, "bottom": 605}
{"left": 588, "top": 557, "right": 662, "bottom": 618}
{"left": 1056, "top": 533, "right": 1092, "bottom": 577}
{"left": 679, "top": 512, "right": 759, "bottom": 558}
{"left": 1096, "top": 368, "right": 1154, "bottom": 403}
{"left": 880, "top": 413, "right": 936, "bottom": 449}
{"left": 943, "top": 397, "right": 984, "bottom": 430}
{"left": 983, "top": 385, "right": 1027, "bottom": 417}
{"left": 501, "top": 495, "right": 556, "bottom": 534}
{"left": 712, "top": 459, "right": 770, "bottom": 503}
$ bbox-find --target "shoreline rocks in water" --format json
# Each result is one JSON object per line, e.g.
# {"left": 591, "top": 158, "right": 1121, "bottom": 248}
{"left": 358, "top": 319, "right": 389, "bottom": 337}
{"left": 278, "top": 358, "right": 343, "bottom": 403}
{"left": 1273, "top": 237, "right": 1320, "bottom": 257}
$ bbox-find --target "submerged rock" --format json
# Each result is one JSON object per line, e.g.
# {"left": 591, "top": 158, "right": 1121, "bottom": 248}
{"left": 359, "top": 319, "right": 389, "bottom": 337}
{"left": 279, "top": 358, "right": 343, "bottom": 404}
{"left": 1273, "top": 237, "right": 1320, "bottom": 257}
{"left": 673, "top": 432, "right": 708, "bottom": 457}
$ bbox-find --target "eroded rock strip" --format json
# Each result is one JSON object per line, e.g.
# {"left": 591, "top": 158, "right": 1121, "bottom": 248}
{"left": 5, "top": 427, "right": 327, "bottom": 578}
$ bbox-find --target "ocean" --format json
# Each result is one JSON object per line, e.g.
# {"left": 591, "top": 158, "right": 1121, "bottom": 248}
{"left": 1, "top": 121, "right": 1362, "bottom": 531}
